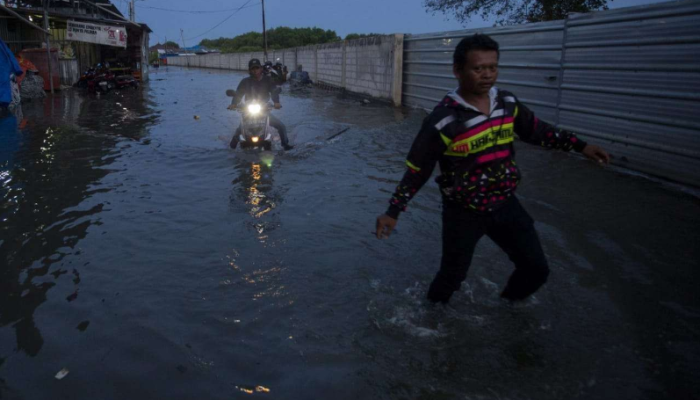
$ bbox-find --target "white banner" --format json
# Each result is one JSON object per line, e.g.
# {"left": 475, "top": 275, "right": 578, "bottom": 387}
{"left": 66, "top": 20, "right": 127, "bottom": 48}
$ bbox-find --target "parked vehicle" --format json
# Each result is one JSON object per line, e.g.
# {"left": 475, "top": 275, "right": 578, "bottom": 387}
{"left": 74, "top": 64, "right": 113, "bottom": 93}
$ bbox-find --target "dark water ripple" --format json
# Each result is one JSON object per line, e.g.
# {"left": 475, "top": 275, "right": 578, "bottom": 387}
{"left": 0, "top": 67, "right": 699, "bottom": 399}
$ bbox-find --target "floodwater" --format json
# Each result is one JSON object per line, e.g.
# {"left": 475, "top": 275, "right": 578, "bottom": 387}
{"left": 1, "top": 67, "right": 699, "bottom": 400}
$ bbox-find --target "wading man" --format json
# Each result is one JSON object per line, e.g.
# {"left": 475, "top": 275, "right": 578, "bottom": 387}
{"left": 375, "top": 34, "right": 610, "bottom": 304}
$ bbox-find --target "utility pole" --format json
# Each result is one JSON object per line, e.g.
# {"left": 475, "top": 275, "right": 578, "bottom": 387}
{"left": 180, "top": 29, "right": 189, "bottom": 67}
{"left": 261, "top": 0, "right": 267, "bottom": 61}
{"left": 43, "top": 0, "right": 54, "bottom": 93}
{"left": 129, "top": 0, "right": 135, "bottom": 22}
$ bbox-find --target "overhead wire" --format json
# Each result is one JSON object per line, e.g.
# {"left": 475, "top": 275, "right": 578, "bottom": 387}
{"left": 184, "top": 0, "right": 259, "bottom": 41}
{"left": 136, "top": 2, "right": 258, "bottom": 14}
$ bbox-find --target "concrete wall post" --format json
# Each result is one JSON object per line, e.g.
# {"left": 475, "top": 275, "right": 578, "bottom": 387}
{"left": 391, "top": 34, "right": 404, "bottom": 107}
{"left": 341, "top": 40, "right": 347, "bottom": 89}
{"left": 314, "top": 46, "right": 318, "bottom": 82}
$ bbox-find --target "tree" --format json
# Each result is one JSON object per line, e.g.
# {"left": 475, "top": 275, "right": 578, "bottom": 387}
{"left": 344, "top": 33, "right": 382, "bottom": 41}
{"left": 424, "top": 0, "right": 609, "bottom": 25}
{"left": 199, "top": 27, "right": 341, "bottom": 53}
{"left": 163, "top": 41, "right": 180, "bottom": 49}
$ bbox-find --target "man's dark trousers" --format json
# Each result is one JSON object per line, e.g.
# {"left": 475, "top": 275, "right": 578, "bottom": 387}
{"left": 427, "top": 197, "right": 550, "bottom": 303}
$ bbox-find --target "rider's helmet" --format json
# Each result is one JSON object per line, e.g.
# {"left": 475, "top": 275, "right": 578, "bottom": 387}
{"left": 248, "top": 58, "right": 262, "bottom": 76}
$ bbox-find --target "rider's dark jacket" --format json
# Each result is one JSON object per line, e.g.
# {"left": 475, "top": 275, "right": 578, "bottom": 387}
{"left": 386, "top": 87, "right": 588, "bottom": 219}
{"left": 233, "top": 75, "right": 280, "bottom": 104}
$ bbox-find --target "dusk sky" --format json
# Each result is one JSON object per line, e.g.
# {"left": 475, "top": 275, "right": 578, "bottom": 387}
{"left": 110, "top": 0, "right": 671, "bottom": 46}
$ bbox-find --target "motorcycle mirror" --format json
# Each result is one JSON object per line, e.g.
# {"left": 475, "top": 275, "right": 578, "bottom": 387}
{"left": 225, "top": 89, "right": 236, "bottom": 97}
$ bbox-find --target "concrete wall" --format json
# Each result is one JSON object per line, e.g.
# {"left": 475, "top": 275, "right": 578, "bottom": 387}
{"left": 315, "top": 42, "right": 343, "bottom": 87}
{"left": 165, "top": 35, "right": 404, "bottom": 105}
{"left": 345, "top": 36, "right": 399, "bottom": 101}
{"left": 296, "top": 45, "right": 317, "bottom": 83}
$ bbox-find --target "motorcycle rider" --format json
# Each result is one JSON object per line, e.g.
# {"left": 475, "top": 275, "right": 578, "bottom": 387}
{"left": 229, "top": 58, "right": 293, "bottom": 151}
{"left": 289, "top": 64, "right": 312, "bottom": 86}
{"left": 273, "top": 61, "right": 286, "bottom": 84}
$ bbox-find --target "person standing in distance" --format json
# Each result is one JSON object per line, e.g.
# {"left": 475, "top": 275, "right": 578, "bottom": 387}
{"left": 375, "top": 34, "right": 610, "bottom": 304}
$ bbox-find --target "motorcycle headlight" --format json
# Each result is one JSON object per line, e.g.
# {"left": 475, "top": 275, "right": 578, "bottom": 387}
{"left": 251, "top": 137, "right": 259, "bottom": 143}
{"left": 247, "top": 104, "right": 262, "bottom": 115}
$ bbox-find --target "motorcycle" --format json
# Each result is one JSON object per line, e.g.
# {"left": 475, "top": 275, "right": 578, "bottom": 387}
{"left": 93, "top": 69, "right": 115, "bottom": 93}
{"left": 226, "top": 89, "right": 273, "bottom": 151}
{"left": 74, "top": 64, "right": 113, "bottom": 93}
{"left": 74, "top": 66, "right": 96, "bottom": 89}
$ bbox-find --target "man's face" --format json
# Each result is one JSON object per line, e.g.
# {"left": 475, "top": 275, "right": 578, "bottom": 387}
{"left": 453, "top": 50, "right": 499, "bottom": 96}
{"left": 250, "top": 65, "right": 262, "bottom": 80}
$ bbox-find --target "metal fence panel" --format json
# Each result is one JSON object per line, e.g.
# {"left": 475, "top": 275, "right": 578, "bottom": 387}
{"left": 403, "top": 20, "right": 565, "bottom": 120}
{"left": 560, "top": 0, "right": 700, "bottom": 186}
{"left": 402, "top": 0, "right": 700, "bottom": 186}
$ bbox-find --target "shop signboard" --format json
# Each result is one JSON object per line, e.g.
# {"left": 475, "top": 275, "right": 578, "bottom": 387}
{"left": 66, "top": 20, "right": 127, "bottom": 48}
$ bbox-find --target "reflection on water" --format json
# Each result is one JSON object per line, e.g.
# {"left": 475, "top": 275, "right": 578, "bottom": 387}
{"left": 230, "top": 153, "right": 278, "bottom": 242}
{"left": 0, "top": 89, "right": 157, "bottom": 357}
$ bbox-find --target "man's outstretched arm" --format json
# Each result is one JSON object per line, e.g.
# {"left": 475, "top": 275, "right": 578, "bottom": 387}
{"left": 513, "top": 97, "right": 610, "bottom": 164}
{"left": 376, "top": 116, "right": 446, "bottom": 239}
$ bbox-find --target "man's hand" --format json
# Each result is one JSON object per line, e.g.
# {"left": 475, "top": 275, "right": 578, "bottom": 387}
{"left": 274, "top": 103, "right": 282, "bottom": 110}
{"left": 582, "top": 144, "right": 610, "bottom": 164}
{"left": 376, "top": 214, "right": 397, "bottom": 239}
{"left": 227, "top": 104, "right": 237, "bottom": 110}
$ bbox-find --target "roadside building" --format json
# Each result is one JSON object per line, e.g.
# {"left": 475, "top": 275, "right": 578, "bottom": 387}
{"left": 0, "top": 0, "right": 151, "bottom": 87}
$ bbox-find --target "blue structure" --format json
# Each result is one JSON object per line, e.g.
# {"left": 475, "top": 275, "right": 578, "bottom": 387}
{"left": 0, "top": 38, "right": 22, "bottom": 107}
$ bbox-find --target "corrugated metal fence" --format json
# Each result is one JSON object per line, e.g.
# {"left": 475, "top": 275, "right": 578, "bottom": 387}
{"left": 403, "top": 0, "right": 700, "bottom": 186}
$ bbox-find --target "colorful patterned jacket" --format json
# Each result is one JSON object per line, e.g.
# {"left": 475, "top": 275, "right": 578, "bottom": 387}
{"left": 386, "top": 87, "right": 587, "bottom": 218}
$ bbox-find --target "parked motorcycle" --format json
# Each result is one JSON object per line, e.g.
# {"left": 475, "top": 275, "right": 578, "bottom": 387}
{"left": 74, "top": 66, "right": 96, "bottom": 89}
{"left": 226, "top": 89, "right": 273, "bottom": 151}
{"left": 93, "top": 68, "right": 115, "bottom": 93}
{"left": 74, "top": 64, "right": 114, "bottom": 93}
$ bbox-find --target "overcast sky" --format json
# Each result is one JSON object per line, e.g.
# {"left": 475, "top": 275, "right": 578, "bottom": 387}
{"left": 110, "top": 0, "right": 671, "bottom": 46}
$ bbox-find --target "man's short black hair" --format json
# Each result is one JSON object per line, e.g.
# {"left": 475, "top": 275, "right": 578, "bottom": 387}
{"left": 453, "top": 34, "right": 500, "bottom": 69}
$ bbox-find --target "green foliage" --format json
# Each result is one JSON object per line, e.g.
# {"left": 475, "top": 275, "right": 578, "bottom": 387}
{"left": 200, "top": 27, "right": 341, "bottom": 53}
{"left": 237, "top": 46, "right": 264, "bottom": 52}
{"left": 424, "top": 0, "right": 609, "bottom": 25}
{"left": 149, "top": 51, "right": 159, "bottom": 64}
{"left": 163, "top": 41, "right": 180, "bottom": 49}
{"left": 344, "top": 33, "right": 382, "bottom": 41}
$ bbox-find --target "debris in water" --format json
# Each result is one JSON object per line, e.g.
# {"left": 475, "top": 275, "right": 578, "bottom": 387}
{"left": 66, "top": 290, "right": 79, "bottom": 302}
{"left": 55, "top": 368, "right": 69, "bottom": 380}
{"left": 76, "top": 321, "right": 90, "bottom": 331}
{"left": 326, "top": 128, "right": 350, "bottom": 141}
{"left": 194, "top": 115, "right": 200, "bottom": 120}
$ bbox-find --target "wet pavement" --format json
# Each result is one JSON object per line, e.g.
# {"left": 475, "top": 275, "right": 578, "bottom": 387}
{"left": 1, "top": 66, "right": 699, "bottom": 400}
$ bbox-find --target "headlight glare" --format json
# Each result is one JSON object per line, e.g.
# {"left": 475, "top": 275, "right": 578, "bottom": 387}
{"left": 247, "top": 104, "right": 262, "bottom": 114}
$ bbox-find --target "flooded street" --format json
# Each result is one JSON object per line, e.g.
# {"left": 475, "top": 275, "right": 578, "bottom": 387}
{"left": 1, "top": 66, "right": 699, "bottom": 399}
